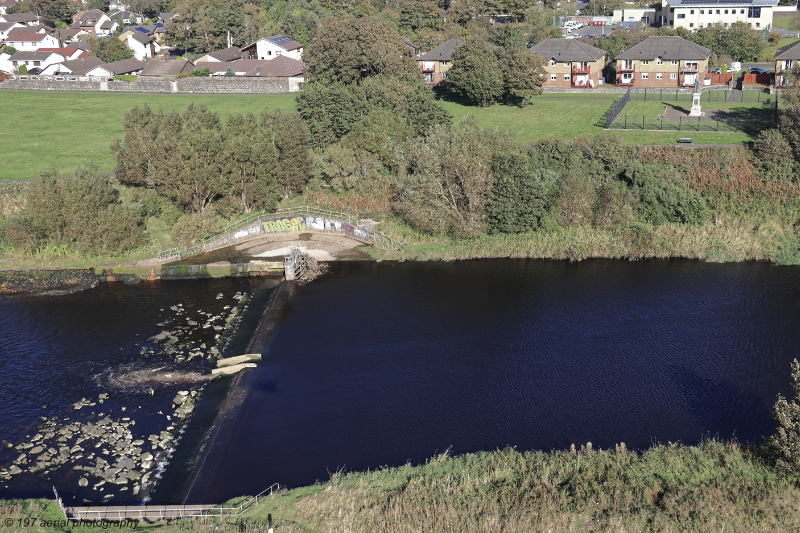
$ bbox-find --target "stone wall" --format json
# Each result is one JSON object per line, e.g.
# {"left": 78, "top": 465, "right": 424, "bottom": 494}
{"left": 0, "top": 75, "right": 297, "bottom": 93}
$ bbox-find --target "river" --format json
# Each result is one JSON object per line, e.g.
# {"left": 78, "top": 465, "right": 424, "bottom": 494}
{"left": 1, "top": 259, "right": 799, "bottom": 505}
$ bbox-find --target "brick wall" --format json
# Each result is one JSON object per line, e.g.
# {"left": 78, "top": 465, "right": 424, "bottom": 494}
{"left": 0, "top": 75, "right": 296, "bottom": 93}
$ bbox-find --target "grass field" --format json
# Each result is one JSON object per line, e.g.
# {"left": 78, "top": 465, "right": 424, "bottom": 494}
{"left": 1, "top": 90, "right": 759, "bottom": 182}
{"left": 773, "top": 16, "right": 800, "bottom": 31}
{"left": 763, "top": 37, "right": 800, "bottom": 60}
{"left": 0, "top": 92, "right": 296, "bottom": 181}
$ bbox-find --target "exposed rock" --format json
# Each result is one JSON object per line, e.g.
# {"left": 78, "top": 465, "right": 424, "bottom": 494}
{"left": 79, "top": 478, "right": 88, "bottom": 487}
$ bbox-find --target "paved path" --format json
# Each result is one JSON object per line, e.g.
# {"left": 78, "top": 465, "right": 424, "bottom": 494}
{"left": 727, "top": 89, "right": 742, "bottom": 102}
{"left": 67, "top": 504, "right": 221, "bottom": 522}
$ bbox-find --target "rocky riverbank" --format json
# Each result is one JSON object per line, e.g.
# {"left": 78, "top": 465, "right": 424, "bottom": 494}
{"left": 0, "top": 287, "right": 270, "bottom": 503}
{"left": 0, "top": 269, "right": 104, "bottom": 297}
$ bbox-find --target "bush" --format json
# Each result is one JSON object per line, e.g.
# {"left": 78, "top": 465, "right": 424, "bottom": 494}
{"left": 224, "top": 66, "right": 235, "bottom": 77}
{"left": 771, "top": 359, "right": 800, "bottom": 474}
{"left": 487, "top": 154, "right": 559, "bottom": 234}
{"left": 753, "top": 129, "right": 796, "bottom": 183}
{"left": 171, "top": 213, "right": 220, "bottom": 248}
{"left": 12, "top": 166, "right": 146, "bottom": 255}
{"left": 191, "top": 67, "right": 211, "bottom": 77}
{"left": 768, "top": 31, "right": 782, "bottom": 45}
{"left": 623, "top": 161, "right": 710, "bottom": 225}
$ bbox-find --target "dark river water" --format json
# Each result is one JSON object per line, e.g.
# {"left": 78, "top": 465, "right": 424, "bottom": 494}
{"left": 1, "top": 259, "right": 800, "bottom": 505}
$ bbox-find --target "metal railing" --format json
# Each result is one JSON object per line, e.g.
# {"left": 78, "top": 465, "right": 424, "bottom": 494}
{"left": 63, "top": 483, "right": 280, "bottom": 522}
{"left": 157, "top": 206, "right": 404, "bottom": 263}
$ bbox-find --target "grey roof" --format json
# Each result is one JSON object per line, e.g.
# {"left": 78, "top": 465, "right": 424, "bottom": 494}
{"left": 243, "top": 55, "right": 305, "bottom": 77}
{"left": 615, "top": 36, "right": 711, "bottom": 61}
{"left": 243, "top": 34, "right": 303, "bottom": 52}
{"left": 665, "top": 0, "right": 778, "bottom": 5}
{"left": 139, "top": 58, "right": 193, "bottom": 76}
{"left": 105, "top": 57, "right": 145, "bottom": 74}
{"left": 776, "top": 39, "right": 800, "bottom": 61}
{"left": 109, "top": 11, "right": 139, "bottom": 19}
{"left": 2, "top": 12, "right": 37, "bottom": 23}
{"left": 0, "top": 21, "right": 20, "bottom": 31}
{"left": 158, "top": 12, "right": 172, "bottom": 20}
{"left": 128, "top": 32, "right": 152, "bottom": 45}
{"left": 60, "top": 55, "right": 107, "bottom": 75}
{"left": 100, "top": 20, "right": 114, "bottom": 29}
{"left": 529, "top": 39, "right": 606, "bottom": 62}
{"left": 417, "top": 39, "right": 463, "bottom": 62}
{"left": 9, "top": 50, "right": 64, "bottom": 61}
{"left": 6, "top": 29, "right": 48, "bottom": 42}
{"left": 203, "top": 46, "right": 242, "bottom": 62}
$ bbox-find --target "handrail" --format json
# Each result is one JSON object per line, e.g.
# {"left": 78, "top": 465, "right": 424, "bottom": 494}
{"left": 157, "top": 206, "right": 404, "bottom": 263}
{"left": 64, "top": 483, "right": 281, "bottom": 521}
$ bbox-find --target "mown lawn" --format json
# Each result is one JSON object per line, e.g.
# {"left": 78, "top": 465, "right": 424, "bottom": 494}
{"left": 0, "top": 92, "right": 296, "bottom": 181}
{"left": 773, "top": 16, "right": 800, "bottom": 31}
{"left": 440, "top": 97, "right": 755, "bottom": 145}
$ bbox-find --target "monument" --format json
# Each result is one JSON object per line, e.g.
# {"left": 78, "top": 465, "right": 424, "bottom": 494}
{"left": 688, "top": 76, "right": 703, "bottom": 117}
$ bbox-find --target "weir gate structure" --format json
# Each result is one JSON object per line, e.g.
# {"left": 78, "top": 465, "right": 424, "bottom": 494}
{"left": 156, "top": 206, "right": 403, "bottom": 265}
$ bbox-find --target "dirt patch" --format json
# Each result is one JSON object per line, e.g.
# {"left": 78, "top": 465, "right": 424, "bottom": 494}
{"left": 168, "top": 247, "right": 255, "bottom": 266}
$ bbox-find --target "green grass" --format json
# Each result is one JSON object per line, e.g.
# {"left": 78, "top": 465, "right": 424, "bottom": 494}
{"left": 763, "top": 37, "right": 800, "bottom": 60}
{"left": 4, "top": 440, "right": 800, "bottom": 532}
{"left": 773, "top": 16, "right": 800, "bottom": 31}
{"left": 440, "top": 97, "right": 757, "bottom": 145}
{"left": 529, "top": 92, "right": 623, "bottom": 99}
{"left": 0, "top": 92, "right": 297, "bottom": 181}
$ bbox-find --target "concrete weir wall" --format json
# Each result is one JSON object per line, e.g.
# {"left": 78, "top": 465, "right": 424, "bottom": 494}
{"left": 96, "top": 260, "right": 284, "bottom": 282}
{"left": 0, "top": 75, "right": 302, "bottom": 93}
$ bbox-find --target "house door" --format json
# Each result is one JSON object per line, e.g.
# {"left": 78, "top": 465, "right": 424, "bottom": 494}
{"left": 684, "top": 73, "right": 696, "bottom": 86}
{"left": 621, "top": 73, "right": 633, "bottom": 83}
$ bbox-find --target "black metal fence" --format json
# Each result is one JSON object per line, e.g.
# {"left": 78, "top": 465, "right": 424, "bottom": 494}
{"left": 629, "top": 89, "right": 729, "bottom": 102}
{"left": 605, "top": 89, "right": 631, "bottom": 128}
{"left": 607, "top": 114, "right": 774, "bottom": 133}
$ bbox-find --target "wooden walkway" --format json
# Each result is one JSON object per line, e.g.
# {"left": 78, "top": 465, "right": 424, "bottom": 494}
{"left": 67, "top": 504, "right": 221, "bottom": 521}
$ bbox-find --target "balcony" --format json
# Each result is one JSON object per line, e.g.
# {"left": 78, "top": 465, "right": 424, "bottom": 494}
{"left": 572, "top": 65, "right": 591, "bottom": 75}
{"left": 618, "top": 63, "right": 635, "bottom": 72}
{"left": 420, "top": 62, "right": 435, "bottom": 73}
{"left": 681, "top": 65, "right": 699, "bottom": 73}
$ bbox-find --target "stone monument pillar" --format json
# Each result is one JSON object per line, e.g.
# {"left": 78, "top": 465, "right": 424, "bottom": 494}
{"left": 688, "top": 76, "right": 703, "bottom": 117}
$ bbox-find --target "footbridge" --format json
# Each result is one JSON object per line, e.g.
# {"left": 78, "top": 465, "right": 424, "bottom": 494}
{"left": 157, "top": 206, "right": 403, "bottom": 264}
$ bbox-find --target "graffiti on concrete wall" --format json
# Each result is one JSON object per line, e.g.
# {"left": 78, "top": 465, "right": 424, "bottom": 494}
{"left": 262, "top": 216, "right": 307, "bottom": 234}
{"left": 215, "top": 214, "right": 373, "bottom": 249}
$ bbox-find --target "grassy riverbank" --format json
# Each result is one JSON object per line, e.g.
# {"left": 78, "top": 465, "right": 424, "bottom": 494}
{"left": 3, "top": 440, "right": 800, "bottom": 532}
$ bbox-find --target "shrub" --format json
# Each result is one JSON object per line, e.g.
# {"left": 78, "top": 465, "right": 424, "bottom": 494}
{"left": 487, "top": 154, "right": 559, "bottom": 234}
{"left": 190, "top": 67, "right": 211, "bottom": 77}
{"left": 771, "top": 359, "right": 800, "bottom": 474}
{"left": 623, "top": 160, "right": 710, "bottom": 225}
{"left": 753, "top": 129, "right": 796, "bottom": 183}
{"left": 171, "top": 213, "right": 220, "bottom": 248}
{"left": 224, "top": 66, "right": 235, "bottom": 77}
{"left": 768, "top": 31, "right": 782, "bottom": 45}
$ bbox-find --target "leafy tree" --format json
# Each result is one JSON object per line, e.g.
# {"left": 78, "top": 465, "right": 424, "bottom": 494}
{"left": 223, "top": 112, "right": 279, "bottom": 213}
{"left": 88, "top": 36, "right": 135, "bottom": 63}
{"left": 500, "top": 47, "right": 545, "bottom": 105}
{"left": 16, "top": 166, "right": 145, "bottom": 255}
{"left": 87, "top": 0, "right": 109, "bottom": 10}
{"left": 447, "top": 38, "right": 503, "bottom": 107}
{"left": 297, "top": 75, "right": 450, "bottom": 147}
{"left": 341, "top": 109, "right": 412, "bottom": 170}
{"left": 303, "top": 16, "right": 420, "bottom": 84}
{"left": 14, "top": 0, "right": 78, "bottom": 23}
{"left": 770, "top": 359, "right": 800, "bottom": 474}
{"left": 224, "top": 66, "right": 235, "bottom": 77}
{"left": 396, "top": 118, "right": 515, "bottom": 237}
{"left": 261, "top": 108, "right": 313, "bottom": 198}
{"left": 622, "top": 160, "right": 710, "bottom": 225}
{"left": 690, "top": 22, "right": 764, "bottom": 61}
{"left": 18, "top": 64, "right": 28, "bottom": 75}
{"left": 753, "top": 129, "right": 796, "bottom": 183}
{"left": 3, "top": 46, "right": 17, "bottom": 55}
{"left": 487, "top": 154, "right": 559, "bottom": 234}
{"left": 165, "top": 3, "right": 221, "bottom": 53}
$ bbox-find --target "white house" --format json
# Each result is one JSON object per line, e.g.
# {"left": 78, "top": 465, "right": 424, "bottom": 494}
{"left": 656, "top": 0, "right": 778, "bottom": 31}
{"left": 0, "top": 21, "right": 22, "bottom": 40}
{"left": 109, "top": 10, "right": 143, "bottom": 26}
{"left": 122, "top": 31, "right": 160, "bottom": 60}
{"left": 71, "top": 10, "right": 118, "bottom": 36}
{"left": 8, "top": 50, "right": 66, "bottom": 72}
{"left": 47, "top": 56, "right": 112, "bottom": 76}
{"left": 0, "top": 0, "right": 19, "bottom": 16}
{"left": 0, "top": 51, "right": 13, "bottom": 73}
{"left": 241, "top": 35, "right": 303, "bottom": 61}
{"left": 4, "top": 29, "right": 59, "bottom": 51}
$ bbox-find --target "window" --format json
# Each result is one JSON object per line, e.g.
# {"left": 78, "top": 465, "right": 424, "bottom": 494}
{"left": 756, "top": 22, "right": 760, "bottom": 27}
{"left": 267, "top": 51, "right": 272, "bottom": 55}
{"left": 33, "top": 61, "right": 40, "bottom": 66}
{"left": 550, "top": 74, "right": 557, "bottom": 80}
{"left": 550, "top": 59, "right": 557, "bottom": 67}
{"left": 715, "top": 9, "right": 720, "bottom": 14}
{"left": 677, "top": 13, "right": 685, "bottom": 19}
{"left": 642, "top": 73, "right": 649, "bottom": 79}
{"left": 689, "top": 23, "right": 694, "bottom": 27}
{"left": 564, "top": 62, "right": 570, "bottom": 67}
{"left": 690, "top": 9, "right": 694, "bottom": 14}
{"left": 657, "top": 57, "right": 663, "bottom": 65}
{"left": 740, "top": 9, "right": 745, "bottom": 13}
{"left": 724, "top": 9, "right": 728, "bottom": 14}
{"left": 699, "top": 23, "right": 704, "bottom": 28}
{"left": 670, "top": 72, "right": 677, "bottom": 79}
{"left": 671, "top": 60, "right": 678, "bottom": 65}
{"left": 564, "top": 74, "right": 570, "bottom": 80}
{"left": 441, "top": 72, "right": 447, "bottom": 79}
{"left": 724, "top": 22, "right": 728, "bottom": 27}
{"left": 700, "top": 9, "right": 704, "bottom": 14}
{"left": 656, "top": 73, "right": 663, "bottom": 79}
{"left": 642, "top": 60, "right": 649, "bottom": 65}
{"left": 441, "top": 61, "right": 448, "bottom": 66}
{"left": 748, "top": 7, "right": 761, "bottom": 17}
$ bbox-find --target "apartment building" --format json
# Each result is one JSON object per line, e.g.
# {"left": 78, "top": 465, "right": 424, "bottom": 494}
{"left": 529, "top": 39, "right": 607, "bottom": 88}
{"left": 615, "top": 36, "right": 711, "bottom": 87}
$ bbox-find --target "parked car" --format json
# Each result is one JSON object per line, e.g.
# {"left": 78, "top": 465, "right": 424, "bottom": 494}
{"left": 729, "top": 62, "right": 741, "bottom": 72}
{"left": 710, "top": 67, "right": 722, "bottom": 74}
{"left": 748, "top": 67, "right": 770, "bottom": 74}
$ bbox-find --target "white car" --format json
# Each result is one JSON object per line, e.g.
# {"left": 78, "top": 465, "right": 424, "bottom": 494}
{"left": 729, "top": 62, "right": 742, "bottom": 72}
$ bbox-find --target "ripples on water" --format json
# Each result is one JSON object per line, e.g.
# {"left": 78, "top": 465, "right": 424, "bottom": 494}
{"left": 191, "top": 259, "right": 800, "bottom": 503}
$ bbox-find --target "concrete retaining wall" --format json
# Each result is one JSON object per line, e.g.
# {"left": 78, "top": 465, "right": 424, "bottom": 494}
{"left": 0, "top": 75, "right": 298, "bottom": 93}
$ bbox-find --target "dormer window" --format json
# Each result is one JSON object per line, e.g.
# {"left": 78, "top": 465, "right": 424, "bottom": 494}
{"left": 550, "top": 59, "right": 557, "bottom": 66}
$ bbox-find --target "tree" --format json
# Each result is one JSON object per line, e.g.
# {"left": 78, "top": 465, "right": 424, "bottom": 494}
{"left": 396, "top": 118, "right": 516, "bottom": 237}
{"left": 3, "top": 46, "right": 17, "bottom": 55}
{"left": 224, "top": 66, "right": 235, "bottom": 77}
{"left": 500, "top": 47, "right": 545, "bottom": 105}
{"left": 18, "top": 64, "right": 28, "bottom": 75}
{"left": 446, "top": 38, "right": 503, "bottom": 107}
{"left": 14, "top": 0, "right": 78, "bottom": 23}
{"left": 87, "top": 0, "right": 109, "bottom": 10}
{"left": 303, "top": 16, "right": 420, "bottom": 84}
{"left": 771, "top": 359, "right": 800, "bottom": 474}
{"left": 261, "top": 108, "right": 313, "bottom": 198}
{"left": 87, "top": 36, "right": 135, "bottom": 63}
{"left": 223, "top": 112, "right": 279, "bottom": 213}
{"left": 487, "top": 154, "right": 559, "bottom": 234}
{"left": 191, "top": 66, "right": 211, "bottom": 76}
{"left": 690, "top": 22, "right": 764, "bottom": 61}
{"left": 753, "top": 129, "right": 796, "bottom": 183}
